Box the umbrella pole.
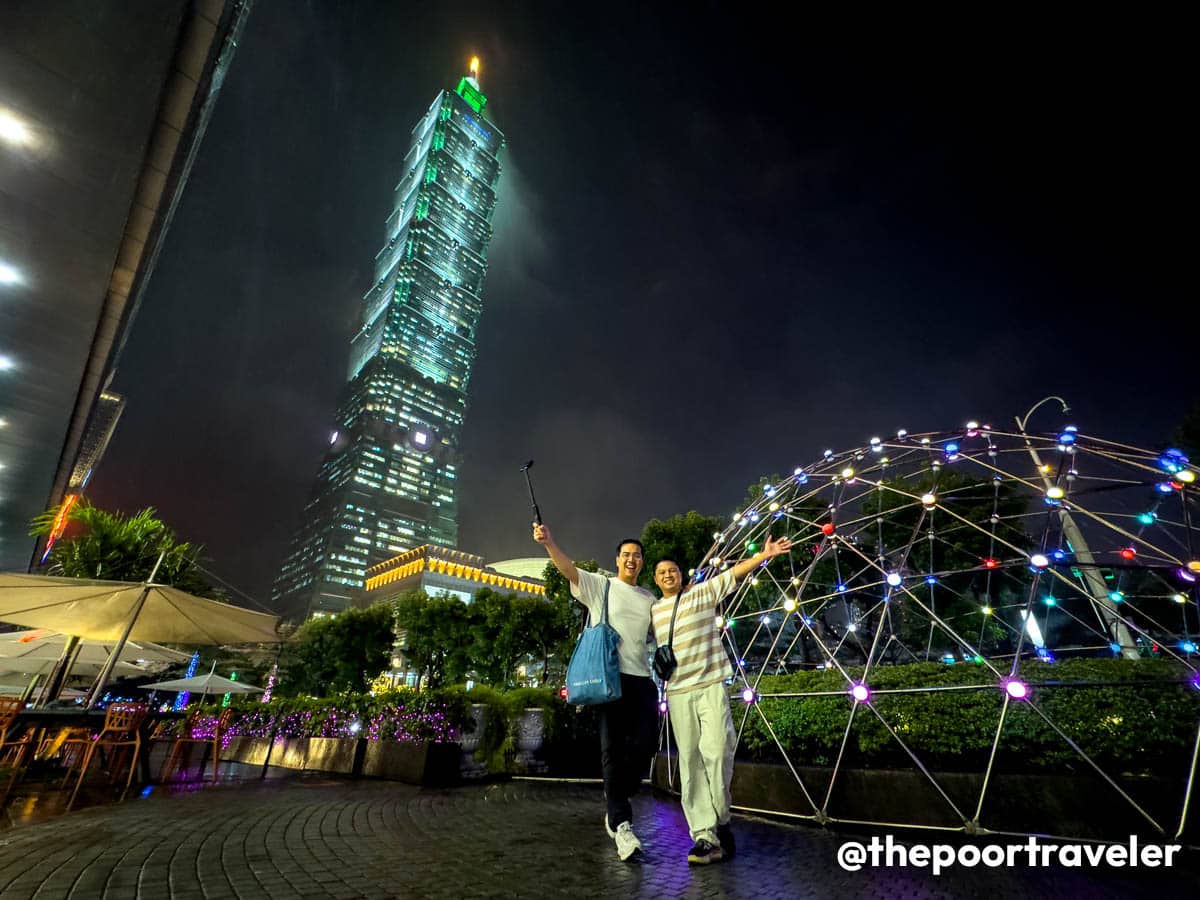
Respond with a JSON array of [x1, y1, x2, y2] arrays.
[[19, 673, 43, 704], [34, 634, 81, 708], [85, 552, 166, 709]]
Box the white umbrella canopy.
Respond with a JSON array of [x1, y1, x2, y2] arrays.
[[0, 657, 147, 678], [0, 629, 191, 666], [140, 670, 263, 695], [0, 573, 280, 644]]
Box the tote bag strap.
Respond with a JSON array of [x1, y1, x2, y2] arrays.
[[583, 578, 613, 631]]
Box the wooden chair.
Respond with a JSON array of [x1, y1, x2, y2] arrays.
[[0, 698, 38, 804], [160, 708, 235, 784], [63, 702, 149, 810]]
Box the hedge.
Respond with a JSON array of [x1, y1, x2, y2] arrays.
[[740, 658, 1199, 775]]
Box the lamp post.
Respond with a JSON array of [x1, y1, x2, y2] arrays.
[[1015, 397, 1138, 659]]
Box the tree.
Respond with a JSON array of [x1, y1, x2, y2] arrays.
[[393, 589, 473, 689], [640, 510, 724, 586], [1173, 402, 1200, 458], [281, 603, 395, 695], [30, 499, 216, 596]]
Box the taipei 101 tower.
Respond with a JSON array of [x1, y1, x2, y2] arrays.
[[272, 60, 505, 621]]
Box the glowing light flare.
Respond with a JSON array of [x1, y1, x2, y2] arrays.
[[921, 493, 937, 507], [1029, 553, 1049, 568], [0, 261, 23, 285], [1188, 561, 1200, 573], [469, 56, 480, 78], [1004, 680, 1029, 700], [1173, 594, 1187, 604], [1178, 470, 1196, 484], [0, 109, 32, 146], [1046, 486, 1065, 501], [821, 522, 835, 536], [983, 557, 999, 569], [886, 572, 903, 587], [783, 596, 797, 612], [741, 688, 756, 704], [850, 683, 871, 703], [1119, 547, 1137, 560], [40, 493, 79, 562]]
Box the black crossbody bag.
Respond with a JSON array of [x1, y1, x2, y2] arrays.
[[652, 593, 682, 682]]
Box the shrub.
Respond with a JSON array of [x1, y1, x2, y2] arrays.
[[740, 658, 1198, 775]]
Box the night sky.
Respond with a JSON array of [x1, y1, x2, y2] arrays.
[[89, 3, 1192, 603]]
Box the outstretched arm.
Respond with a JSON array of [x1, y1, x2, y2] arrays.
[[532, 521, 580, 587], [728, 533, 794, 581]]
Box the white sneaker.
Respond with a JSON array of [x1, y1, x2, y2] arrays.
[[613, 821, 643, 861]]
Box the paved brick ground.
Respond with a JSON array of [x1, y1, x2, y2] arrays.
[[0, 776, 1196, 899]]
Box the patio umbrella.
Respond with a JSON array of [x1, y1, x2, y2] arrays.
[[0, 574, 280, 644], [0, 630, 191, 666], [0, 569, 280, 707], [0, 629, 190, 704], [140, 664, 263, 703]]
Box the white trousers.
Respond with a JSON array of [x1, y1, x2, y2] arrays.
[[668, 680, 735, 843]]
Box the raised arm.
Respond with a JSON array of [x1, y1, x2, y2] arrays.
[[532, 521, 580, 586], [728, 533, 794, 581]]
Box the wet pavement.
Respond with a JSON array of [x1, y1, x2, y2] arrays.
[[0, 773, 1197, 899]]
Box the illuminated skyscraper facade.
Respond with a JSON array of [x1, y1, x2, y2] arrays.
[[272, 66, 504, 621]]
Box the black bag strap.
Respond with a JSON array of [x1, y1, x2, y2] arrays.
[[665, 591, 682, 647]]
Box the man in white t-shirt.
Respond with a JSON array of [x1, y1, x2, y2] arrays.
[[651, 533, 793, 865], [533, 522, 658, 861]]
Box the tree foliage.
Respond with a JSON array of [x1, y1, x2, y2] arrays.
[[393, 589, 473, 689], [281, 603, 396, 695], [639, 510, 724, 585], [30, 498, 217, 597]]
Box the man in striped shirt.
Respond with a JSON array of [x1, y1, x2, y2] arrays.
[[651, 533, 793, 865]]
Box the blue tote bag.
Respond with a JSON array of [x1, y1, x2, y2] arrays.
[[565, 579, 622, 705]]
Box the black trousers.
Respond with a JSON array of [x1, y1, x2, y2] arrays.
[[599, 674, 659, 829]]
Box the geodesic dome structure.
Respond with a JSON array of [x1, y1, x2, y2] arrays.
[[686, 417, 1200, 841]]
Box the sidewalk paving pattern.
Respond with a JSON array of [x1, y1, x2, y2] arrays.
[[0, 777, 1197, 899]]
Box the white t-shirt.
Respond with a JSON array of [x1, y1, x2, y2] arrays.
[[571, 569, 655, 678]]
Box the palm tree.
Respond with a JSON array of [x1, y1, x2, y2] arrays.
[[29, 500, 216, 597]]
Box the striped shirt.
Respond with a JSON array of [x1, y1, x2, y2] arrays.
[[650, 570, 737, 695]]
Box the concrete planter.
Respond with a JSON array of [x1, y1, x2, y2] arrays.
[[511, 708, 547, 775], [218, 735, 461, 786], [652, 753, 1196, 841], [362, 740, 461, 786], [459, 704, 488, 781]]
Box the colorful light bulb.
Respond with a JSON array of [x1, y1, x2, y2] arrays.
[[1030, 553, 1050, 568], [921, 493, 937, 506], [850, 683, 871, 703], [1004, 680, 1029, 700], [886, 572, 903, 587]]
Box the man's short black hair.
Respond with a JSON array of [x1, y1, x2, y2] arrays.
[[655, 557, 683, 573], [615, 538, 645, 557]]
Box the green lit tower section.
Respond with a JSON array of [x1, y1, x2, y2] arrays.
[[271, 63, 504, 621]]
